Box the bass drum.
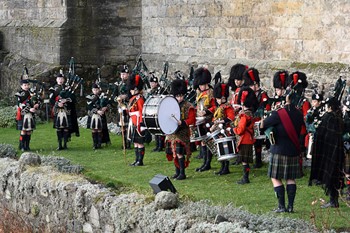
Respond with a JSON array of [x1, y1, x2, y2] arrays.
[[142, 95, 180, 135]]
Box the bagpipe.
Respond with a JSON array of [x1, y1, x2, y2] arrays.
[[132, 54, 151, 90], [183, 66, 197, 105], [333, 76, 347, 102], [49, 57, 84, 101], [21, 64, 46, 106], [94, 68, 118, 108], [64, 57, 84, 97], [158, 61, 171, 95], [306, 76, 346, 129]]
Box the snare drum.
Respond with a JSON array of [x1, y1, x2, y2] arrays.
[[190, 123, 208, 142], [204, 130, 223, 156], [190, 117, 209, 142], [214, 136, 238, 161], [142, 95, 180, 135], [253, 121, 266, 139]]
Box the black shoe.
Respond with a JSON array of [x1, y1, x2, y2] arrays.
[[57, 147, 63, 151], [129, 161, 137, 166], [198, 165, 211, 172], [273, 207, 286, 213], [152, 147, 159, 152], [195, 165, 205, 172], [219, 170, 230, 175], [286, 206, 294, 213], [321, 202, 339, 208], [134, 161, 144, 166], [196, 154, 203, 159], [237, 178, 250, 185], [172, 173, 179, 179], [175, 174, 186, 180]]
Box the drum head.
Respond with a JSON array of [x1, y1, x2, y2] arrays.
[[206, 129, 222, 141], [158, 96, 180, 135]]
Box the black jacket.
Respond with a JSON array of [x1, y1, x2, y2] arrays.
[[263, 104, 304, 157]]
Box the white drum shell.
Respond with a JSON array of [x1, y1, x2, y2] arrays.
[[142, 95, 180, 135]]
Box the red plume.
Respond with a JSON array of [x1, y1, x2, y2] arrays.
[[241, 91, 248, 105], [279, 72, 286, 87], [248, 70, 255, 82], [221, 84, 226, 97], [135, 74, 140, 87], [245, 65, 249, 70], [293, 73, 298, 85]]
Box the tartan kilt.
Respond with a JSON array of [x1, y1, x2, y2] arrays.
[[17, 113, 36, 131], [268, 153, 302, 180], [130, 126, 145, 144], [345, 151, 350, 174], [238, 144, 253, 163]]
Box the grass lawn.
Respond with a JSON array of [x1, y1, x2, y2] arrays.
[[1, 122, 350, 231]]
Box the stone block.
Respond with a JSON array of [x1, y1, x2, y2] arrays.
[[19, 152, 41, 167]]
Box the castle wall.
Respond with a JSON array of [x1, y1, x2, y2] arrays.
[[141, 0, 350, 82], [0, 0, 142, 65]]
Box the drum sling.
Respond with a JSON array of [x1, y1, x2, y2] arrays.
[[277, 108, 300, 153]]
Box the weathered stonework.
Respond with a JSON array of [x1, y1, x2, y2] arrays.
[[141, 0, 350, 82], [1, 0, 350, 109], [0, 155, 318, 232], [0, 0, 141, 65]]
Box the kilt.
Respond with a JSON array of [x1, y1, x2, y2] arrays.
[[129, 126, 145, 144], [238, 144, 253, 163], [268, 153, 302, 180], [53, 109, 71, 129], [17, 113, 36, 131], [345, 151, 350, 175]]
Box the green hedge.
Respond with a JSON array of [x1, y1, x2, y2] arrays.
[[0, 106, 16, 128]]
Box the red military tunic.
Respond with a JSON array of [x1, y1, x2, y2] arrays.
[[128, 94, 145, 133]]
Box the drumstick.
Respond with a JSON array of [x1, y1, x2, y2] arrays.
[[171, 114, 179, 122]]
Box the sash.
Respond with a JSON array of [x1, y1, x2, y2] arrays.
[[277, 108, 300, 152]]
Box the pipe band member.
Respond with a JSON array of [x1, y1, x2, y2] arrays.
[[262, 92, 304, 213], [86, 83, 111, 149], [15, 79, 39, 151], [233, 86, 259, 185], [127, 73, 146, 166], [166, 79, 196, 180], [194, 67, 216, 172], [210, 81, 235, 176]]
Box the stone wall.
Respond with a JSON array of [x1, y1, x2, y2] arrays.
[[0, 152, 317, 233], [141, 0, 350, 84], [0, 0, 141, 65], [2, 0, 350, 105], [0, 0, 142, 102], [0, 0, 66, 64]]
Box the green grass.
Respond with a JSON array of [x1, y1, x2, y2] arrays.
[[1, 122, 350, 231]]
